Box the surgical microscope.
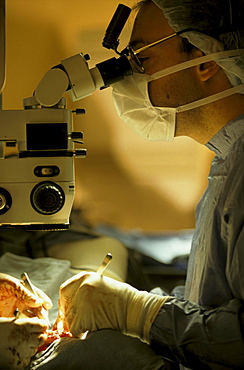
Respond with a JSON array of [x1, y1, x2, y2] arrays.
[[0, 3, 133, 231]]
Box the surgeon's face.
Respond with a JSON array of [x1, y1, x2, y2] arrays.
[[129, 2, 204, 135]]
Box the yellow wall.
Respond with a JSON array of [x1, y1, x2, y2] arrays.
[[3, 0, 214, 231]]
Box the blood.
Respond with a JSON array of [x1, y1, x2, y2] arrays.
[[38, 330, 72, 352]]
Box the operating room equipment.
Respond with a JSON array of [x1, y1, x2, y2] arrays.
[[0, 2, 132, 231]]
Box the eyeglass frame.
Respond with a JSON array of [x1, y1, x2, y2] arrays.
[[122, 32, 178, 73]]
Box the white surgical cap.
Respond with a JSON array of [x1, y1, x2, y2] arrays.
[[152, 0, 244, 90]]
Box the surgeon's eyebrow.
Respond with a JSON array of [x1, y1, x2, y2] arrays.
[[129, 39, 148, 50]]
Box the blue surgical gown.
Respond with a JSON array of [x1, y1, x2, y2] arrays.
[[149, 114, 244, 369]]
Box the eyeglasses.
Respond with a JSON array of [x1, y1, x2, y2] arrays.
[[122, 33, 177, 73]]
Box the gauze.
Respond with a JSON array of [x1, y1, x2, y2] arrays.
[[112, 49, 244, 141]]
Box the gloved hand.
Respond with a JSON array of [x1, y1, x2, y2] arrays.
[[58, 272, 169, 342], [0, 316, 48, 369], [0, 273, 52, 369], [0, 273, 52, 319]]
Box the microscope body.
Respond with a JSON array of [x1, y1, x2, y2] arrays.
[[0, 3, 132, 230], [0, 100, 86, 230]]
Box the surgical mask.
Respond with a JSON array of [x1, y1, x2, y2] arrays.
[[112, 49, 244, 141]]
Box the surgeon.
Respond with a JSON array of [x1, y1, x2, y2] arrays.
[[30, 0, 244, 369]]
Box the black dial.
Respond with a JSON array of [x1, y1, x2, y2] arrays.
[[0, 188, 12, 215], [31, 181, 65, 215]]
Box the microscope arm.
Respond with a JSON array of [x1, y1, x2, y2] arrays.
[[34, 52, 131, 108], [35, 53, 105, 107], [34, 67, 70, 107]]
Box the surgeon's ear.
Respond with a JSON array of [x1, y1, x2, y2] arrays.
[[198, 61, 220, 81]]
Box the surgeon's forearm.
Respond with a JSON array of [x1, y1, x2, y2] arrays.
[[149, 297, 244, 368]]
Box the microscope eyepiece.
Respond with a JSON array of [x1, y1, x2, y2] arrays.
[[96, 54, 132, 87]]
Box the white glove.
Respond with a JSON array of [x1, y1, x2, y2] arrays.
[[0, 316, 48, 369], [0, 273, 52, 319], [58, 272, 169, 342], [0, 273, 52, 369]]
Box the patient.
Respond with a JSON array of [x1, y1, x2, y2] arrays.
[[0, 212, 164, 369]]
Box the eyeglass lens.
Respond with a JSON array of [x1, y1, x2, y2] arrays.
[[123, 33, 177, 73]]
